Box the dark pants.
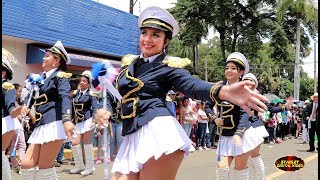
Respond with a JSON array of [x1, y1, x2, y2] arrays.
[[276, 123, 282, 138], [308, 121, 320, 150], [268, 126, 275, 142], [56, 144, 64, 162], [208, 123, 217, 147], [197, 122, 207, 147], [280, 123, 287, 139]]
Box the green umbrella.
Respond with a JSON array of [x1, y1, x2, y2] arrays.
[[271, 98, 284, 104]]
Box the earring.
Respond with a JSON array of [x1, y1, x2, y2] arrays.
[[53, 63, 56, 67]]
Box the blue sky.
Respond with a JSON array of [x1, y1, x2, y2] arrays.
[[97, 0, 317, 78]]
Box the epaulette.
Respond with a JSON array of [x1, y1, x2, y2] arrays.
[[73, 90, 78, 95], [162, 56, 191, 68], [56, 72, 72, 78], [2, 82, 14, 90], [121, 54, 138, 67]]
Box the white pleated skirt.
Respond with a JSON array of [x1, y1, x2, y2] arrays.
[[75, 117, 94, 134], [111, 116, 195, 174], [27, 120, 67, 144], [253, 125, 269, 142], [2, 116, 22, 135], [217, 126, 264, 157]]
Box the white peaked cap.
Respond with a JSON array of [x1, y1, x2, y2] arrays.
[[242, 73, 258, 89], [226, 52, 249, 75], [2, 48, 17, 74], [81, 70, 92, 79], [138, 6, 179, 37], [46, 40, 71, 64]]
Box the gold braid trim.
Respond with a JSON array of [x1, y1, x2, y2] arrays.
[[2, 82, 14, 90], [209, 81, 223, 105], [73, 98, 84, 123], [115, 68, 128, 90], [162, 56, 191, 68], [221, 115, 235, 130], [57, 72, 72, 78], [122, 69, 144, 100], [119, 69, 144, 119], [121, 54, 138, 67]]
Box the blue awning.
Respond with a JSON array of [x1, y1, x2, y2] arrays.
[[26, 44, 121, 68]]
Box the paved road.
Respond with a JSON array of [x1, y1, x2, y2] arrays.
[[12, 137, 318, 179]]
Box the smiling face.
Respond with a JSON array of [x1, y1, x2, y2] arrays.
[[42, 51, 60, 71], [139, 27, 169, 58], [78, 76, 90, 91], [225, 62, 244, 84]]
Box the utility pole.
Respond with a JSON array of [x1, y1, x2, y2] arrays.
[[194, 44, 199, 74], [314, 41, 317, 93], [293, 18, 301, 100], [129, 0, 134, 14]]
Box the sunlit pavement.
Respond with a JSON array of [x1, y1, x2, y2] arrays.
[[11, 137, 318, 180]]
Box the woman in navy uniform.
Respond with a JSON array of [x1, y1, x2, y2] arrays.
[[2, 48, 27, 180], [213, 52, 262, 180], [69, 70, 100, 176], [20, 41, 75, 180], [241, 73, 268, 180], [94, 6, 268, 180], [241, 73, 292, 180]]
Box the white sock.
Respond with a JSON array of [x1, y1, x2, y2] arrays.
[[70, 144, 85, 174], [21, 168, 37, 180], [38, 167, 57, 180], [234, 168, 249, 180], [2, 151, 12, 180], [251, 155, 265, 180], [216, 166, 230, 180]]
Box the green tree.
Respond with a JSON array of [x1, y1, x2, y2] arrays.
[[276, 0, 318, 57], [299, 72, 315, 100]]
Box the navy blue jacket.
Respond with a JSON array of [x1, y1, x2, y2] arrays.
[[105, 53, 223, 136], [209, 81, 251, 137], [72, 89, 100, 123], [2, 80, 16, 118], [26, 70, 72, 127]]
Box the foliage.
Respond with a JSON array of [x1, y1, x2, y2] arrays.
[[276, 0, 318, 55], [299, 71, 316, 100], [167, 0, 317, 96]]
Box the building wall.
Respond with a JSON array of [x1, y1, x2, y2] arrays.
[[3, 35, 91, 85], [2, 35, 42, 85], [2, 0, 140, 57]]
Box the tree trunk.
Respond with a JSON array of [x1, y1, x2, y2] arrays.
[[220, 32, 226, 62], [293, 17, 301, 100]]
